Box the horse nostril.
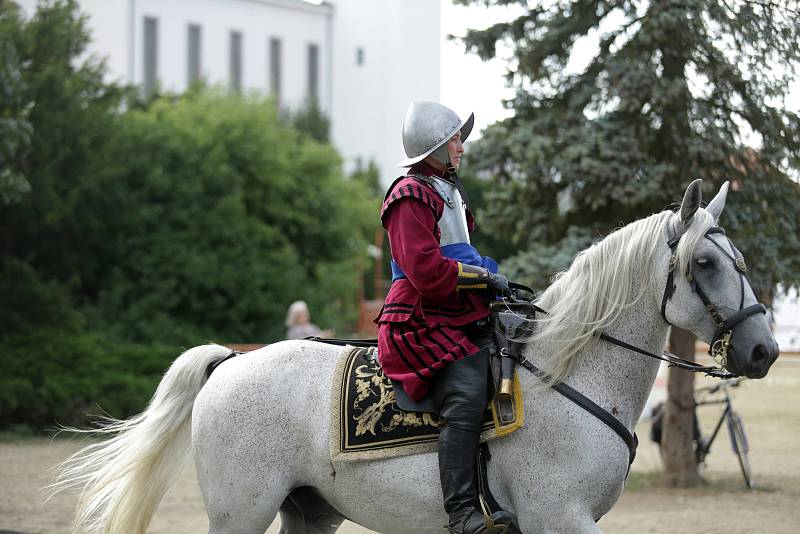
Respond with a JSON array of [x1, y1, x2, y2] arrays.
[[751, 344, 770, 366]]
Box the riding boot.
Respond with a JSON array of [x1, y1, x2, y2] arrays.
[[432, 347, 513, 534]]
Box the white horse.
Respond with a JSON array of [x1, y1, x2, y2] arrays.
[[53, 180, 778, 534]]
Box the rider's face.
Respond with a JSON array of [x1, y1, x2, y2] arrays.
[[447, 132, 464, 170]]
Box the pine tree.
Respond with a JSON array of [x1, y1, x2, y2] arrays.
[[0, 4, 33, 204], [457, 0, 800, 486]]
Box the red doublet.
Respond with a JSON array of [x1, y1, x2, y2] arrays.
[[375, 168, 491, 401]]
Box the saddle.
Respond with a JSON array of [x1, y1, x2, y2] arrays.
[[392, 286, 536, 428]]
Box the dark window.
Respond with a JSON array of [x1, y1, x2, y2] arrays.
[[187, 24, 202, 85], [230, 31, 243, 91], [308, 43, 319, 99], [356, 47, 365, 66], [143, 17, 158, 94], [269, 37, 281, 104]]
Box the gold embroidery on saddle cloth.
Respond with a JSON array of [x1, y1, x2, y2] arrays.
[[352, 360, 438, 437], [330, 346, 525, 462]]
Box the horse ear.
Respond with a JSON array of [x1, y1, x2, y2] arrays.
[[706, 181, 730, 223], [679, 179, 703, 226]]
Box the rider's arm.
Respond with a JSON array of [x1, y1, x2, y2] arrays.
[[385, 199, 508, 301], [384, 198, 458, 303]]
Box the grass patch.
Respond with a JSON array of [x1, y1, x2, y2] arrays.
[[623, 469, 778, 494], [623, 470, 664, 490], [0, 424, 36, 441]]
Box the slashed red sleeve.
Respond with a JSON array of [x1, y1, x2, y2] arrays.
[[384, 198, 459, 303]]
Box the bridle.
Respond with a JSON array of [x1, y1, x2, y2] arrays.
[[503, 216, 767, 380], [660, 224, 766, 371], [490, 217, 768, 471]]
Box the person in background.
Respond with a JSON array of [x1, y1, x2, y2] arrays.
[[285, 300, 331, 339]]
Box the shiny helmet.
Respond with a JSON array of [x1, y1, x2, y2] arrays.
[[397, 101, 474, 167]]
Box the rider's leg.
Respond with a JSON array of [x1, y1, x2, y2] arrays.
[[431, 347, 514, 534]]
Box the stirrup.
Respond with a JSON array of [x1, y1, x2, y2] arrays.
[[478, 495, 508, 534]]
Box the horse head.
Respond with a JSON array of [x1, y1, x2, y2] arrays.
[[662, 179, 779, 378]]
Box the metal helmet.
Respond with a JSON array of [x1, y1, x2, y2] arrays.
[[397, 101, 475, 167]]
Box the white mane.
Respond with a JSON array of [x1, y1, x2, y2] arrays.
[[534, 208, 716, 384]]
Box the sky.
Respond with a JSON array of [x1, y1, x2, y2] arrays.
[[440, 2, 521, 139]]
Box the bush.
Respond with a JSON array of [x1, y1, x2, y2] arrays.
[[0, 328, 181, 429], [77, 90, 376, 344]]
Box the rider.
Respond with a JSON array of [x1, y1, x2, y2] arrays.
[[376, 101, 515, 534]]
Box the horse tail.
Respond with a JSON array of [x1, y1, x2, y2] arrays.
[[49, 343, 232, 534]]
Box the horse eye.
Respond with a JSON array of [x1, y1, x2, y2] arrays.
[[695, 257, 714, 269]]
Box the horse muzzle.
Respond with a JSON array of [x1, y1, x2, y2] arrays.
[[727, 338, 779, 379]]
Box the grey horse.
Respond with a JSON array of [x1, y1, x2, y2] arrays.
[[52, 180, 778, 534]]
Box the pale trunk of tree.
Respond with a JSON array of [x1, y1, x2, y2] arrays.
[[661, 327, 704, 487]]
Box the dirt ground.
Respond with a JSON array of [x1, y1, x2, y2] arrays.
[[1, 360, 798, 534]]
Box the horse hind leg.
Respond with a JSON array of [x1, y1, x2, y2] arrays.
[[278, 486, 345, 534], [203, 477, 285, 534]]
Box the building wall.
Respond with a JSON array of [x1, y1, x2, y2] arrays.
[[329, 0, 441, 183], [16, 0, 332, 110], [15, 0, 440, 187]]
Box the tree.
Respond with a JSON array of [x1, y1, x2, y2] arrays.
[[285, 96, 331, 143], [0, 0, 126, 304], [75, 90, 376, 344], [0, 1, 378, 430], [457, 0, 800, 486], [0, 18, 33, 204]]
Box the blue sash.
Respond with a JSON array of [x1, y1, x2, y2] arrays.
[[391, 242, 498, 281]]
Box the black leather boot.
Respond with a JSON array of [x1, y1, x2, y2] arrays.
[[451, 507, 514, 534], [433, 348, 514, 534]]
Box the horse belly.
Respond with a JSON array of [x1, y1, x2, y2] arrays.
[[329, 453, 448, 533]]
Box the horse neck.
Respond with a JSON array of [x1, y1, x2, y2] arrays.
[[525, 276, 668, 431]]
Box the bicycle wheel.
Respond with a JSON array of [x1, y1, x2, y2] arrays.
[[727, 411, 753, 488]]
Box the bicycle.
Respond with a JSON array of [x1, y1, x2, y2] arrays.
[[650, 377, 753, 488]]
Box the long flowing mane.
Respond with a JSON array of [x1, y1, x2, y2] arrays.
[[534, 209, 716, 384]]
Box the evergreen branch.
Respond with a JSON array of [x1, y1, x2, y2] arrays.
[[740, 0, 800, 15]]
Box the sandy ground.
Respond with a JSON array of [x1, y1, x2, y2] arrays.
[[1, 360, 798, 534]]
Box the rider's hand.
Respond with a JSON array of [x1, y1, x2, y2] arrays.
[[486, 272, 510, 297], [456, 262, 509, 297]]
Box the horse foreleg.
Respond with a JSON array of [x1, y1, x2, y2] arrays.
[[277, 486, 345, 534], [516, 501, 602, 534]]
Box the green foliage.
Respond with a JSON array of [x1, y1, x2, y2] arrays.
[[0, 1, 378, 430], [0, 328, 181, 428], [350, 159, 383, 198], [79, 90, 375, 343], [458, 0, 800, 293], [0, 0, 126, 294], [0, 4, 33, 204], [0, 258, 83, 334], [459, 165, 519, 263], [285, 96, 331, 143]]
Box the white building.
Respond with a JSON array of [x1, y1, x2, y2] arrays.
[[15, 0, 441, 185]]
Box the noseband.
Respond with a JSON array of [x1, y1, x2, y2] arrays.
[[660, 226, 767, 369]]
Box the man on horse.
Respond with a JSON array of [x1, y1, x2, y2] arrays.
[[376, 101, 515, 534]]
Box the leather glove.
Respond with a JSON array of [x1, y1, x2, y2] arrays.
[[456, 262, 510, 297], [487, 272, 510, 297]]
